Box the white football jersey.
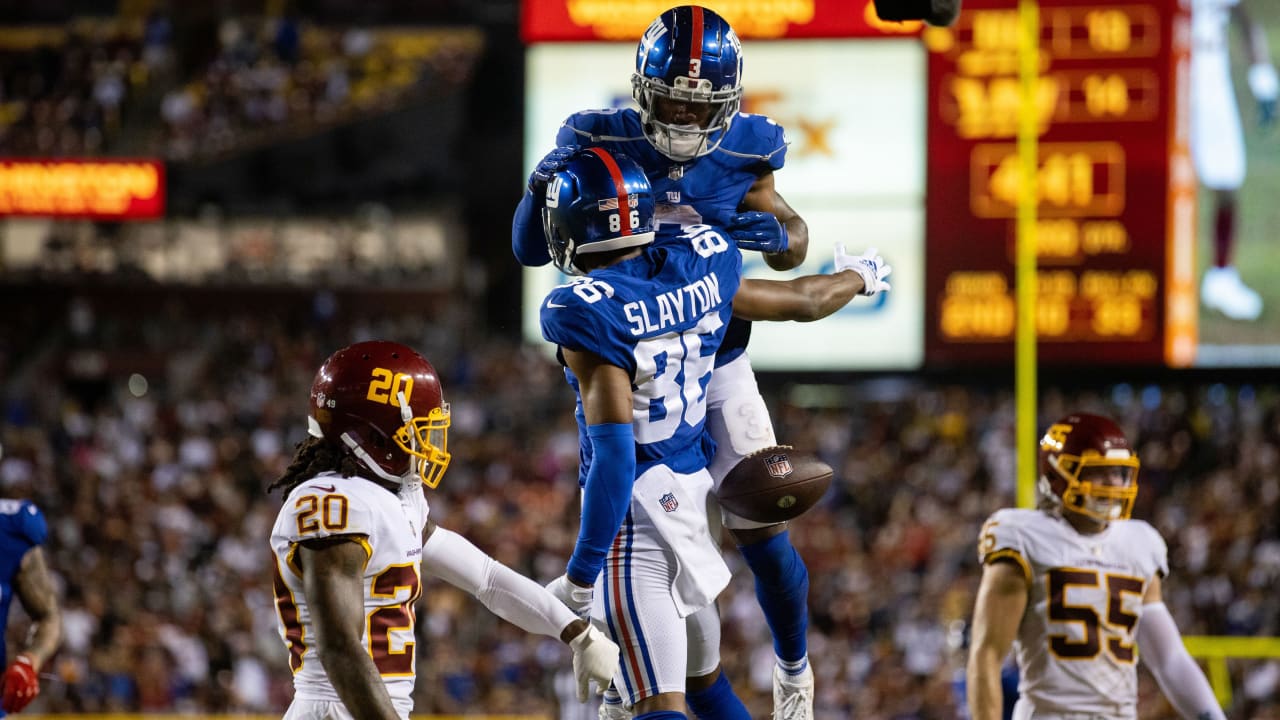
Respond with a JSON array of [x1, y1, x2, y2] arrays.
[[978, 508, 1168, 718], [270, 472, 430, 717]]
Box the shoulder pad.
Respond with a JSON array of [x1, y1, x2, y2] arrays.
[[540, 282, 602, 348], [279, 478, 379, 546], [558, 109, 642, 147], [1124, 519, 1169, 578], [723, 113, 787, 170], [977, 508, 1034, 582]]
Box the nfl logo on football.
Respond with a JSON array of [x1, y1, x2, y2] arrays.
[[765, 454, 793, 478], [659, 492, 679, 512]]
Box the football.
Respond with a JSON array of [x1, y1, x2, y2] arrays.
[[716, 445, 833, 524]]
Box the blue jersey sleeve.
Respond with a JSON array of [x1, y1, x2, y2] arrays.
[[512, 191, 551, 266], [555, 114, 584, 147], [13, 501, 47, 547], [735, 113, 788, 172]]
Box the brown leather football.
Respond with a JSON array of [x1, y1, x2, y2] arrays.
[[716, 445, 833, 524]]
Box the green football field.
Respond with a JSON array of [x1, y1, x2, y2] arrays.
[[1196, 0, 1280, 348]]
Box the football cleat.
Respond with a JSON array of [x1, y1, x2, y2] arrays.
[[773, 664, 815, 720], [1201, 265, 1262, 321]]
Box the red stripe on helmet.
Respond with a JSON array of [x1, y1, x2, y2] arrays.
[[586, 147, 632, 237], [689, 6, 704, 75]]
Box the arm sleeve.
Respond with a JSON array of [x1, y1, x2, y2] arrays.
[[421, 526, 576, 638], [1135, 602, 1225, 720], [512, 190, 552, 266], [566, 422, 636, 585]]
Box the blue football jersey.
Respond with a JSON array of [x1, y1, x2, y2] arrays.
[[0, 499, 48, 670], [556, 108, 787, 228], [540, 224, 743, 480], [553, 108, 786, 366]]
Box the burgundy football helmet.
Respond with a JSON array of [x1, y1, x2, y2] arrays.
[[307, 341, 451, 488], [1038, 413, 1140, 522]]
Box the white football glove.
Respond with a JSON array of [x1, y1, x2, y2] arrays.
[[569, 624, 619, 702], [545, 573, 594, 617], [834, 244, 892, 297]]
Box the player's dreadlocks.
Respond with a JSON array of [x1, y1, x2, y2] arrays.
[[268, 436, 364, 496]]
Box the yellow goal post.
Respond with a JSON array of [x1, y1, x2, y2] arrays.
[[1183, 635, 1280, 707]]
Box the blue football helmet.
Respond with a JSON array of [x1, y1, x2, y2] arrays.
[[542, 147, 656, 275], [632, 5, 744, 161]]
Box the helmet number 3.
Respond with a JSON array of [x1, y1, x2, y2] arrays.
[[367, 367, 414, 406], [608, 210, 640, 233]]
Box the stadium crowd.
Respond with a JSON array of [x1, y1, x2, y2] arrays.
[[0, 13, 481, 160], [1, 295, 1277, 719]]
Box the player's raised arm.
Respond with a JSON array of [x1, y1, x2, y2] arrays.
[[2, 545, 61, 714], [732, 244, 891, 322], [966, 560, 1028, 720], [300, 537, 401, 720]]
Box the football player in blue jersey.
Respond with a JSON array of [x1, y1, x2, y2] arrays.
[[536, 147, 889, 720], [0, 498, 61, 716], [513, 7, 846, 718]]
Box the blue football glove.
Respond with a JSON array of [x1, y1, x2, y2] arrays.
[[727, 211, 788, 254], [528, 146, 579, 200]]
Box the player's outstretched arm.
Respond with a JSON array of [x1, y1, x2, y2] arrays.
[[301, 538, 401, 720], [733, 274, 862, 322], [1, 547, 61, 714], [419, 523, 619, 701], [1135, 576, 1226, 720], [738, 172, 809, 271], [967, 561, 1028, 720], [732, 244, 892, 322]]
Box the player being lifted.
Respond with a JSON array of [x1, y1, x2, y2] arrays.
[[536, 147, 889, 720], [268, 341, 619, 720], [967, 413, 1224, 720], [514, 7, 830, 717]]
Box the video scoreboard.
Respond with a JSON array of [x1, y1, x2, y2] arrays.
[[521, 0, 1197, 370], [924, 0, 1195, 367]]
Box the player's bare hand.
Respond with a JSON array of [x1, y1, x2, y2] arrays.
[[545, 573, 594, 617], [834, 244, 892, 296], [1, 654, 40, 713], [569, 624, 619, 702], [727, 211, 789, 254]]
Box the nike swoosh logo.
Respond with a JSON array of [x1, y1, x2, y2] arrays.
[[312, 484, 336, 492], [546, 300, 567, 309]]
